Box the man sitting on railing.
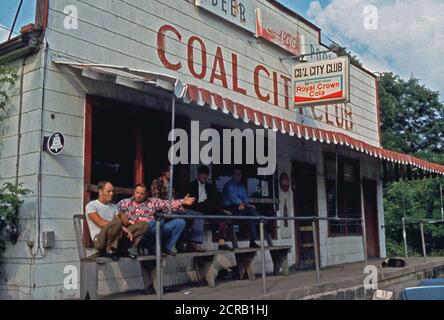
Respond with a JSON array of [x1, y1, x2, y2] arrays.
[[185, 165, 234, 251], [222, 168, 260, 249], [117, 184, 197, 256], [85, 181, 147, 261]]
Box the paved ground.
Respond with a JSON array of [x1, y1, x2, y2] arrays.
[[105, 257, 444, 300]]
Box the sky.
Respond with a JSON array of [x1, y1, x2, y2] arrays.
[[278, 0, 444, 100], [0, 0, 36, 42], [1, 0, 443, 99]]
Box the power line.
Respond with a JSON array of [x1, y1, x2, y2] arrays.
[[9, 0, 24, 40], [0, 24, 19, 37]]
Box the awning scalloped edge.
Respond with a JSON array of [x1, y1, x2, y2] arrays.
[[185, 84, 444, 176]]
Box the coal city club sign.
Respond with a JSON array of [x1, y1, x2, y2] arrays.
[[195, 0, 256, 34], [293, 57, 350, 107]]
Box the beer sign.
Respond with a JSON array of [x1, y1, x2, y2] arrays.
[[195, 0, 257, 34], [293, 57, 350, 107]]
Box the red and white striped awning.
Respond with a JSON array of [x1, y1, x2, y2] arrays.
[[52, 60, 444, 175], [184, 84, 444, 175]]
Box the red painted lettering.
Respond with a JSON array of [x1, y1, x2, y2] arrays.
[[210, 47, 228, 88], [281, 75, 291, 109], [157, 25, 182, 71], [231, 53, 246, 95], [187, 36, 207, 79], [254, 65, 270, 102]]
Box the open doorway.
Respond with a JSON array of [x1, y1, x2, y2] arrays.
[[84, 96, 191, 204], [292, 162, 318, 269], [363, 179, 380, 258]]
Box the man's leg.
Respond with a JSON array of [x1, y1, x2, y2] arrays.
[[162, 219, 186, 251], [183, 210, 204, 244], [243, 207, 259, 242], [180, 210, 206, 252], [140, 220, 163, 252], [227, 206, 259, 245], [94, 216, 123, 254], [127, 222, 149, 247]]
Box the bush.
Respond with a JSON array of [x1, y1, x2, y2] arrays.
[[0, 183, 32, 262], [0, 65, 17, 123], [386, 239, 422, 258], [384, 178, 444, 257]]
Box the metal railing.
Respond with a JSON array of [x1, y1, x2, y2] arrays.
[[401, 217, 444, 264], [151, 213, 365, 300]]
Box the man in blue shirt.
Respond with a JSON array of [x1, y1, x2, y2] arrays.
[[222, 168, 260, 248]]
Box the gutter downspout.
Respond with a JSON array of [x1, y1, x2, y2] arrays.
[[15, 55, 31, 186], [35, 39, 49, 258]]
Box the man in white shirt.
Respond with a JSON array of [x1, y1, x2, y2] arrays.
[[85, 181, 136, 260]]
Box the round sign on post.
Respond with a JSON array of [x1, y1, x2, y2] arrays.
[[44, 132, 65, 155]]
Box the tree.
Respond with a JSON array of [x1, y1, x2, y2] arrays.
[[0, 65, 17, 124], [378, 73, 444, 154], [329, 43, 363, 68], [0, 65, 24, 264], [378, 72, 444, 257]]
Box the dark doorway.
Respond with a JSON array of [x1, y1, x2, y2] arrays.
[[141, 109, 190, 198], [363, 179, 380, 258], [85, 96, 191, 203], [292, 162, 318, 269]]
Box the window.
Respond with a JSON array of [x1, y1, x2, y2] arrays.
[[324, 153, 362, 236]]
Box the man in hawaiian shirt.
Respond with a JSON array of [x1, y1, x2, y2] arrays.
[[118, 184, 196, 256]]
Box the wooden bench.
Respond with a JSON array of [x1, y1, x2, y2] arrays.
[[73, 214, 221, 299], [73, 214, 291, 299], [231, 246, 291, 280]]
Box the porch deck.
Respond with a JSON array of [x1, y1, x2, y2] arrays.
[[105, 257, 444, 300]]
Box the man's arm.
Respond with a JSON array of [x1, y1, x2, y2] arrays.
[[119, 212, 130, 227], [224, 183, 243, 206], [241, 186, 250, 205], [87, 212, 109, 228], [151, 196, 195, 212], [121, 226, 133, 242], [150, 198, 184, 212], [117, 200, 130, 227]]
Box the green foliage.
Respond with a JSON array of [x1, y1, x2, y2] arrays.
[[0, 183, 32, 262], [0, 65, 18, 123], [386, 239, 421, 257], [0, 182, 32, 222], [329, 43, 363, 68], [379, 72, 444, 257], [378, 73, 444, 154], [384, 178, 444, 252]]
